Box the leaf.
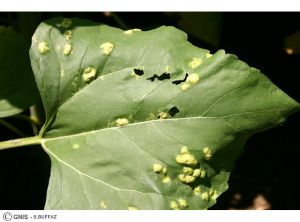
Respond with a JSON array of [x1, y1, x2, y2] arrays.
[[29, 17, 300, 210], [0, 26, 39, 118]]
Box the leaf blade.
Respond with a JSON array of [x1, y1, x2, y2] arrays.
[[30, 17, 300, 210]]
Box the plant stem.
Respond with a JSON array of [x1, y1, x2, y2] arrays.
[[0, 119, 27, 137], [29, 104, 45, 135], [0, 136, 41, 151], [15, 114, 41, 128]]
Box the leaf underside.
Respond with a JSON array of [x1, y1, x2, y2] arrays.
[[0, 26, 38, 117], [29, 17, 300, 210]]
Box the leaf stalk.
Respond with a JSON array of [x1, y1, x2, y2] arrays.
[[0, 136, 41, 151]]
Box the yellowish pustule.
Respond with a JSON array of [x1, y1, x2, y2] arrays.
[[60, 69, 65, 77], [194, 186, 201, 195], [210, 190, 218, 200], [162, 167, 167, 175], [186, 73, 200, 85], [165, 65, 170, 72], [32, 35, 38, 43], [72, 144, 79, 149], [148, 113, 156, 120], [100, 42, 114, 55], [180, 146, 189, 154], [206, 53, 213, 58], [158, 112, 168, 119], [64, 30, 72, 40], [61, 18, 72, 29], [124, 28, 142, 35], [63, 43, 72, 55], [181, 82, 190, 91], [201, 192, 209, 201], [188, 57, 203, 69], [128, 206, 138, 210], [192, 169, 200, 177], [100, 200, 107, 209], [178, 199, 188, 208], [116, 118, 129, 127], [153, 163, 163, 173], [182, 167, 194, 175], [38, 41, 50, 54], [82, 66, 97, 82], [203, 147, 212, 160], [170, 201, 178, 210], [162, 176, 171, 183], [199, 169, 206, 178], [178, 174, 195, 184], [176, 153, 197, 166]]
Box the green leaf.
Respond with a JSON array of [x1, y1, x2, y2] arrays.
[[29, 17, 300, 210], [0, 26, 39, 117]]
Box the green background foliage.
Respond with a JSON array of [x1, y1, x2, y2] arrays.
[[0, 26, 38, 118]]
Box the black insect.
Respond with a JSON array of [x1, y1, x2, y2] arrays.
[[172, 73, 188, 85], [133, 69, 144, 76], [147, 72, 171, 81]]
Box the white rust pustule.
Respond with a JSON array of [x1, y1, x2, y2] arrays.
[[210, 189, 218, 200], [100, 200, 107, 209], [203, 147, 212, 161], [162, 167, 167, 174], [100, 42, 114, 55], [194, 186, 201, 195], [124, 28, 142, 35], [116, 118, 129, 127], [182, 167, 193, 175], [170, 201, 178, 210], [82, 66, 97, 83], [206, 53, 212, 58], [201, 192, 209, 201], [158, 112, 168, 119], [178, 174, 195, 184], [186, 73, 200, 85], [128, 206, 138, 210], [63, 43, 72, 55], [188, 57, 203, 69], [64, 30, 72, 41], [180, 146, 188, 154], [72, 144, 79, 149], [162, 176, 171, 183], [176, 153, 197, 165], [176, 146, 197, 166], [153, 163, 163, 173], [181, 82, 190, 91], [192, 169, 201, 177], [177, 199, 188, 208], [38, 41, 50, 54]]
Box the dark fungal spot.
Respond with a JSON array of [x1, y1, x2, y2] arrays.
[[133, 68, 144, 76]]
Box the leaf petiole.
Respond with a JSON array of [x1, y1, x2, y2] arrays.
[[0, 136, 41, 151]]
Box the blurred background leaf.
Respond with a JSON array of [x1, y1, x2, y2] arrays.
[[284, 30, 300, 55], [0, 26, 39, 118]]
